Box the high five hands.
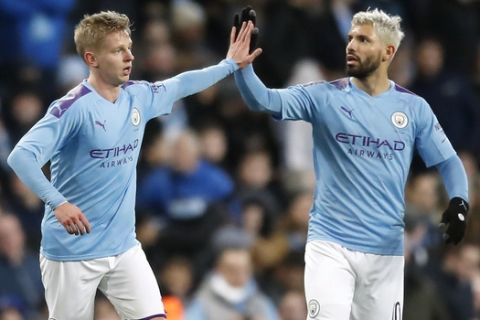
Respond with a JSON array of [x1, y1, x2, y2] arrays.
[[227, 9, 262, 68]]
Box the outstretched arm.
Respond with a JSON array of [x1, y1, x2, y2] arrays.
[[161, 21, 262, 102], [234, 64, 283, 114], [232, 6, 314, 120]]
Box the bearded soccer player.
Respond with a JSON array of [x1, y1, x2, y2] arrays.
[[233, 8, 469, 320]]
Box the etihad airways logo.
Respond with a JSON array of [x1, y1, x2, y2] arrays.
[[89, 139, 139, 159], [335, 132, 405, 151]]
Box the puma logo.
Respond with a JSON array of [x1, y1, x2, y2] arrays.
[[95, 120, 106, 132], [340, 106, 353, 119]]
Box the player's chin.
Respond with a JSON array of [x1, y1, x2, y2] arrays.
[[118, 74, 130, 83], [345, 65, 358, 76]]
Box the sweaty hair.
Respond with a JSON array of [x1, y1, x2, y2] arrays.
[[74, 11, 131, 58], [352, 8, 405, 49]]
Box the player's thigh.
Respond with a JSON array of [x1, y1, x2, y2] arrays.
[[40, 254, 106, 320], [305, 240, 355, 320], [350, 255, 404, 320], [99, 244, 165, 319]]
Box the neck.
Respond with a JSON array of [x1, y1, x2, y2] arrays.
[[351, 70, 390, 96], [87, 74, 121, 102]]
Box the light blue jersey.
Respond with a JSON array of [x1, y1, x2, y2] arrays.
[[235, 66, 456, 255], [8, 59, 238, 261]]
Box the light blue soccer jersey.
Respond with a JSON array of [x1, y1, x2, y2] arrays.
[[235, 66, 456, 255], [8, 59, 238, 261]]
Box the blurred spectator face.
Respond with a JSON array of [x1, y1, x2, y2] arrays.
[[238, 151, 272, 189], [0, 215, 25, 264], [242, 202, 265, 237], [279, 291, 307, 320], [143, 134, 169, 167], [142, 21, 176, 79], [159, 257, 193, 299], [217, 249, 252, 288], [199, 126, 227, 164], [406, 173, 440, 214], [275, 258, 305, 292], [415, 39, 444, 78], [136, 216, 160, 248], [143, 20, 170, 45], [171, 131, 200, 173], [171, 1, 206, 46], [11, 92, 42, 127], [0, 308, 23, 320]]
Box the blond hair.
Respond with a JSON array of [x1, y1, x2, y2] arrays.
[[74, 11, 131, 57], [352, 8, 405, 49]]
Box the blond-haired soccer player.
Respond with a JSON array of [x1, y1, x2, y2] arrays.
[[8, 11, 261, 320], [234, 8, 469, 320]]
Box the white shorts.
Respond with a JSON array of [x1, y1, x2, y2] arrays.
[[305, 240, 404, 320], [40, 244, 165, 320]]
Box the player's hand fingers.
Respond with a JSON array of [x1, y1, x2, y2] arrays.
[[73, 218, 87, 235], [237, 21, 247, 41], [79, 214, 91, 234], [247, 48, 263, 62], [230, 25, 237, 45], [240, 21, 253, 43], [65, 223, 75, 235]]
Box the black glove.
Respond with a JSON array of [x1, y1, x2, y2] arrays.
[[440, 197, 469, 245], [233, 6, 259, 53]]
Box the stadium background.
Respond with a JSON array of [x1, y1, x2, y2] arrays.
[[0, 0, 479, 319]]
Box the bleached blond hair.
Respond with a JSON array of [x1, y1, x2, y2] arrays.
[[352, 8, 405, 49]]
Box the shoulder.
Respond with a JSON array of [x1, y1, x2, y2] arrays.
[[122, 80, 166, 94], [49, 84, 92, 119], [392, 83, 418, 97], [301, 77, 349, 94], [392, 83, 431, 109], [328, 77, 350, 90]]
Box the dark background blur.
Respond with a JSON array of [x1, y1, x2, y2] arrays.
[[0, 0, 479, 319]]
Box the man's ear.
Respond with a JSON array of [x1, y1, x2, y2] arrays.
[[84, 51, 98, 68], [384, 44, 396, 62]]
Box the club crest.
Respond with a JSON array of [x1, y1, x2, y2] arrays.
[[391, 112, 408, 128], [131, 108, 141, 126]]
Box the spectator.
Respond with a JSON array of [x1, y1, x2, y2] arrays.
[[410, 37, 480, 155], [0, 214, 43, 317], [278, 290, 307, 320], [186, 247, 279, 320]]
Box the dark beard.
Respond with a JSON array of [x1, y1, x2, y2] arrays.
[[346, 54, 382, 78]]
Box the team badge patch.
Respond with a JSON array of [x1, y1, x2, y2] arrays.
[[391, 112, 408, 128], [308, 299, 320, 318], [131, 108, 141, 126]]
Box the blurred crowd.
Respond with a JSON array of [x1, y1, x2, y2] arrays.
[[0, 0, 479, 319]]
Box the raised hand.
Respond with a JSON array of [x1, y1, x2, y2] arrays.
[[54, 202, 92, 236], [227, 21, 262, 69], [233, 6, 259, 53]]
